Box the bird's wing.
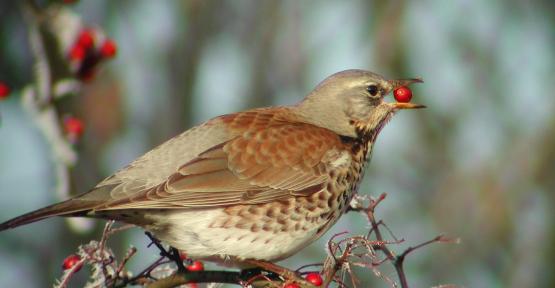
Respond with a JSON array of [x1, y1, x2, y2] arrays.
[[96, 121, 348, 209]]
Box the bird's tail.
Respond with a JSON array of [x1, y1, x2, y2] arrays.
[[0, 199, 98, 232]]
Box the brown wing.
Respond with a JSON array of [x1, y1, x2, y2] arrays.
[[99, 122, 346, 209]]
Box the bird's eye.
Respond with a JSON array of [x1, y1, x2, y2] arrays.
[[367, 85, 379, 96]]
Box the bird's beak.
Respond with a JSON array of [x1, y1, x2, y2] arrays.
[[387, 77, 426, 110]]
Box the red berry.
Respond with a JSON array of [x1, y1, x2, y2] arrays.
[[283, 283, 301, 288], [64, 116, 85, 138], [393, 86, 412, 103], [179, 251, 188, 260], [0, 82, 10, 99], [62, 255, 83, 272], [186, 260, 204, 271], [69, 45, 86, 61], [304, 272, 323, 286], [77, 29, 95, 49], [100, 40, 117, 58]]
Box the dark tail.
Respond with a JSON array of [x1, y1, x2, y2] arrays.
[[0, 199, 98, 232]]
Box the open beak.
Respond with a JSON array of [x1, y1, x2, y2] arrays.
[[387, 77, 426, 110]]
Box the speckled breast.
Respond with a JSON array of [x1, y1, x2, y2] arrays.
[[213, 135, 374, 244]]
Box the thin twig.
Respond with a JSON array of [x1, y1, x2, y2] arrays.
[[109, 247, 137, 287], [114, 257, 166, 288], [295, 263, 324, 273]]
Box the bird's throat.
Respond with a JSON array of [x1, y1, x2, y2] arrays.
[[339, 132, 374, 165], [346, 112, 394, 164]]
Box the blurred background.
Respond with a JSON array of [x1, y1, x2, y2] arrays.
[[1, 0, 554, 287]]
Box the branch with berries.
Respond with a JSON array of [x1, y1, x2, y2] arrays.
[[12, 0, 118, 231], [53, 194, 458, 288]]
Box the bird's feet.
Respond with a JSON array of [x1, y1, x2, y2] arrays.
[[144, 232, 187, 272]]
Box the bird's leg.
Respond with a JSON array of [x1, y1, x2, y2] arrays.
[[145, 232, 171, 257], [144, 232, 187, 272], [170, 247, 187, 272]]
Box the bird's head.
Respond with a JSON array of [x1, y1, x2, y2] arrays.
[[296, 69, 424, 138]]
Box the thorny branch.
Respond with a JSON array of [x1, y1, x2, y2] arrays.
[[342, 193, 460, 288], [55, 194, 458, 288], [19, 0, 115, 234]]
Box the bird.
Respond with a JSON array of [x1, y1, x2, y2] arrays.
[[0, 69, 424, 264]]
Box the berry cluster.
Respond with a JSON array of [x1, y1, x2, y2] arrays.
[[60, 27, 118, 142], [67, 28, 117, 81]]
